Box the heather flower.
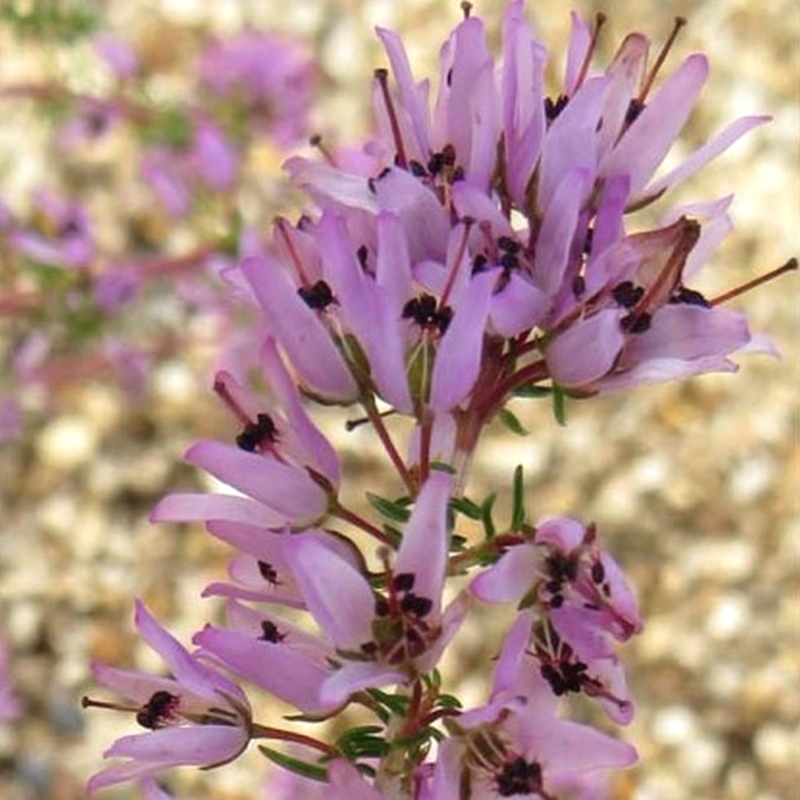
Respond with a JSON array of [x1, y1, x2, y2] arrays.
[[85, 601, 251, 793], [471, 517, 640, 723], [140, 118, 239, 217], [197, 31, 315, 147], [431, 612, 637, 800], [283, 471, 469, 707], [151, 340, 337, 532], [9, 190, 94, 269]]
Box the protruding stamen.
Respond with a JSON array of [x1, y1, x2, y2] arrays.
[[275, 217, 313, 287], [374, 68, 408, 169], [81, 696, 139, 714], [574, 13, 607, 93], [440, 218, 474, 307], [637, 16, 687, 104], [213, 375, 252, 426], [309, 133, 335, 166], [461, 1, 472, 19], [710, 257, 798, 306]]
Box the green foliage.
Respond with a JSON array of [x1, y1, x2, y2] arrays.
[[510, 464, 526, 532], [1, 0, 98, 42], [336, 725, 390, 760], [498, 406, 528, 436], [257, 745, 328, 782], [552, 384, 568, 425], [366, 492, 411, 523]]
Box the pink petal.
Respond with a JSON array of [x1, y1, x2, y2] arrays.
[[194, 628, 334, 716], [184, 440, 328, 523], [395, 471, 453, 616], [601, 53, 709, 197], [241, 255, 358, 402], [470, 544, 540, 604], [430, 270, 496, 411], [284, 533, 376, 649], [150, 492, 289, 529], [546, 308, 625, 387]]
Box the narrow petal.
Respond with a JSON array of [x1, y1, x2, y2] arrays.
[[546, 308, 625, 387], [241, 255, 358, 402], [600, 53, 709, 197], [133, 601, 244, 704], [284, 533, 375, 649], [260, 337, 341, 485], [395, 471, 453, 616], [430, 270, 495, 411], [184, 440, 328, 523], [321, 661, 406, 707], [648, 114, 770, 197], [194, 627, 334, 716], [150, 492, 289, 529]]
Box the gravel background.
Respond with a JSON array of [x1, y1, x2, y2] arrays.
[[0, 1, 797, 799]]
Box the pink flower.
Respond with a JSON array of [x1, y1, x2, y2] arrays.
[[430, 612, 637, 800], [471, 517, 641, 723], [9, 190, 94, 268], [151, 341, 337, 533], [286, 472, 468, 706], [85, 601, 251, 794], [197, 32, 316, 147]]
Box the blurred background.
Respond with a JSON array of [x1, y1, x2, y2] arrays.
[[0, 1, 797, 799]]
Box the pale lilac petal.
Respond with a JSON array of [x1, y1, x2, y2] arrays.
[[104, 725, 244, 766], [532, 167, 588, 297], [373, 168, 451, 264], [538, 75, 608, 210], [546, 308, 625, 387], [395, 471, 453, 616], [596, 34, 649, 158], [260, 338, 342, 485], [601, 53, 709, 197], [184, 440, 328, 523], [321, 661, 405, 707], [490, 270, 549, 336], [535, 516, 586, 551], [150, 492, 288, 529], [430, 270, 496, 410], [284, 533, 375, 649], [194, 628, 334, 716], [284, 157, 379, 213], [500, 0, 547, 206], [328, 759, 386, 799], [241, 255, 359, 401], [319, 212, 412, 412], [516, 717, 638, 773], [133, 601, 243, 704], [492, 609, 535, 697], [375, 27, 432, 160], [470, 544, 540, 604], [622, 305, 750, 363], [648, 114, 770, 197], [594, 354, 739, 392], [375, 211, 413, 315], [564, 11, 592, 95]]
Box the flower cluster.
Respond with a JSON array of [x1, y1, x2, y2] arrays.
[[84, 2, 793, 798]]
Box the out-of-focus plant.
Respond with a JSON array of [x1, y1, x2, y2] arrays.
[[0, 7, 316, 439]]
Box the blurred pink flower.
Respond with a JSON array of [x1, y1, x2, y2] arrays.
[[197, 32, 315, 146]]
